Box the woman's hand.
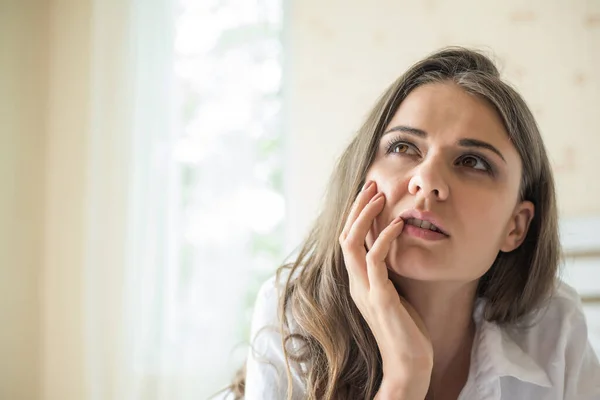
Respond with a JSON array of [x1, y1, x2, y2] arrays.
[[338, 181, 433, 400]]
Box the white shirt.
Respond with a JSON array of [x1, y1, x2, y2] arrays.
[[244, 274, 600, 399]]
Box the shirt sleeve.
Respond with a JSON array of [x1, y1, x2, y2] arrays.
[[244, 276, 305, 400], [559, 284, 600, 400]]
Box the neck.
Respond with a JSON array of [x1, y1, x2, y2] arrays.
[[390, 274, 478, 399]]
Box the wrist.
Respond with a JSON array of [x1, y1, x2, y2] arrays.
[[376, 374, 430, 400], [375, 379, 410, 400]]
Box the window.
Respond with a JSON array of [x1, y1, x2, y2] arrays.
[[170, 0, 284, 396]]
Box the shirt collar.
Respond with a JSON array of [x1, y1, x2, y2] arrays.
[[472, 298, 553, 388]]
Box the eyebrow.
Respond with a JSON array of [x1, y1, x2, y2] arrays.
[[382, 125, 506, 163]]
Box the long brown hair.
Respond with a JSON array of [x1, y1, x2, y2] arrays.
[[226, 47, 560, 399]]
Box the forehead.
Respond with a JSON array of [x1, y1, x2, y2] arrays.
[[385, 82, 509, 145]]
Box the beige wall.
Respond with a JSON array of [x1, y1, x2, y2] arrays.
[[42, 0, 91, 399], [0, 1, 47, 398], [284, 0, 600, 248], [1, 0, 90, 398]]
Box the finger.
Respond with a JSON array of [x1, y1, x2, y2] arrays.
[[341, 192, 385, 286], [345, 191, 385, 247], [365, 212, 383, 251], [343, 192, 386, 279], [340, 180, 377, 240], [365, 224, 375, 251], [366, 216, 404, 289]]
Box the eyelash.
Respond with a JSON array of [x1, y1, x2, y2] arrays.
[[384, 137, 495, 175]]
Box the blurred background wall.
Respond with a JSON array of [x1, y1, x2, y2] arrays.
[[284, 0, 600, 248], [1, 1, 47, 399], [1, 0, 599, 399], [2, 0, 92, 398]]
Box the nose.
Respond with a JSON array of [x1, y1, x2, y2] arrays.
[[407, 157, 450, 203]]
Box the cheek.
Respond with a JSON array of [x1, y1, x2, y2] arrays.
[[366, 166, 411, 206], [458, 190, 512, 248], [366, 169, 411, 233]]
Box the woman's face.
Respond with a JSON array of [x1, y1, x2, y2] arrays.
[[365, 82, 534, 283]]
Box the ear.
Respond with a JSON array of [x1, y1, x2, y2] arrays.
[[500, 200, 535, 252]]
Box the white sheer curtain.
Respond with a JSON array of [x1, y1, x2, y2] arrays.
[[83, 0, 177, 398], [82, 0, 283, 398]]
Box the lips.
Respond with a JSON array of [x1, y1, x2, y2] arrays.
[[405, 218, 444, 233], [399, 210, 449, 236]]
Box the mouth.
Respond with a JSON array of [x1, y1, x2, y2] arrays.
[[405, 218, 446, 235], [398, 210, 450, 237]]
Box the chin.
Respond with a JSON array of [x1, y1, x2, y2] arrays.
[[386, 247, 450, 281], [388, 264, 445, 282]]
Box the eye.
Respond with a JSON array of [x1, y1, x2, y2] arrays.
[[457, 155, 491, 173], [386, 140, 419, 156]]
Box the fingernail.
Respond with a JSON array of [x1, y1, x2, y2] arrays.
[[393, 216, 404, 224], [362, 180, 374, 191]]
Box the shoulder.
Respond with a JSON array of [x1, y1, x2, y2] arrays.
[[244, 270, 306, 400], [249, 270, 295, 338], [520, 280, 593, 344], [511, 280, 594, 357], [545, 280, 588, 321], [251, 274, 281, 329], [474, 281, 600, 398], [504, 281, 600, 397]]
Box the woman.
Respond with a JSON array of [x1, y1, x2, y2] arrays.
[[227, 48, 600, 399]]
